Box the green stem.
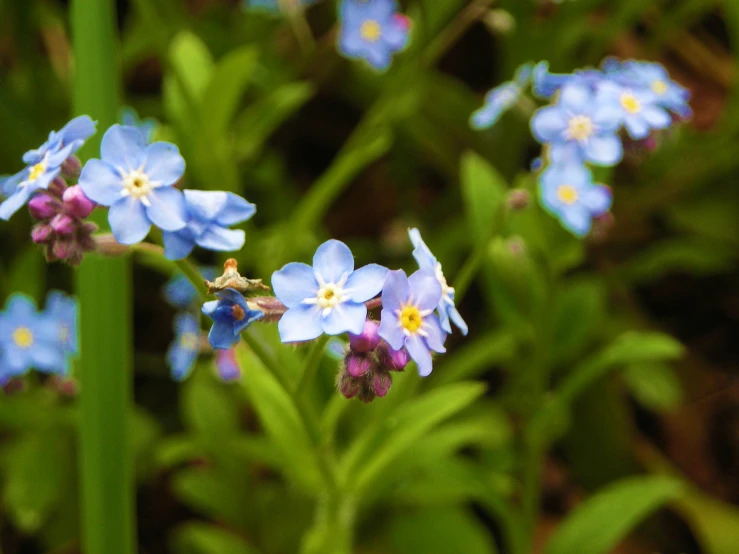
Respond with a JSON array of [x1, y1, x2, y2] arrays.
[[296, 335, 329, 396], [72, 1, 134, 553]]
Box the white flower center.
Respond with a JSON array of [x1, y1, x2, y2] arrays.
[[435, 262, 454, 305], [121, 169, 153, 206], [304, 272, 351, 316], [567, 115, 594, 141]]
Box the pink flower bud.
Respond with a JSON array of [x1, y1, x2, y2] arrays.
[[31, 223, 53, 244], [48, 177, 68, 198], [52, 239, 72, 260], [60, 156, 82, 179], [338, 373, 362, 400], [63, 185, 96, 218], [51, 214, 76, 236], [372, 371, 392, 397], [346, 353, 373, 377], [378, 343, 410, 371], [349, 320, 380, 353], [28, 193, 59, 220]]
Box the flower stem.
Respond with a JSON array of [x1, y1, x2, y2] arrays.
[[296, 334, 330, 397]]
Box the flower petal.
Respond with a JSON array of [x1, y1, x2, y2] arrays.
[[0, 185, 35, 221], [531, 106, 568, 143], [582, 184, 613, 216], [215, 193, 257, 226], [380, 269, 409, 313], [322, 302, 367, 335], [408, 270, 442, 311], [143, 142, 186, 185], [272, 262, 319, 308], [163, 230, 196, 261], [278, 304, 323, 343], [448, 305, 469, 336], [409, 228, 437, 271], [183, 190, 227, 221], [560, 205, 592, 237], [583, 135, 623, 166], [78, 160, 123, 205], [145, 187, 187, 231], [108, 196, 151, 245], [378, 309, 404, 351], [58, 115, 97, 145], [405, 334, 433, 377], [559, 84, 591, 111], [344, 264, 388, 303], [101, 125, 146, 171], [421, 315, 447, 353], [208, 321, 239, 350], [313, 239, 354, 283], [196, 225, 246, 252]]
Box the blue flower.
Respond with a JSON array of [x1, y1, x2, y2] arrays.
[[202, 289, 264, 350], [377, 269, 446, 377], [0, 115, 96, 220], [532, 61, 604, 99], [162, 191, 256, 260], [596, 81, 671, 140], [120, 107, 157, 144], [78, 125, 188, 245], [531, 83, 623, 166], [163, 268, 217, 310], [471, 63, 532, 129], [408, 228, 468, 336], [44, 291, 79, 356], [272, 239, 388, 343], [0, 294, 67, 382], [338, 0, 410, 71], [215, 348, 241, 382], [620, 61, 691, 118], [167, 312, 201, 381], [538, 163, 612, 237]]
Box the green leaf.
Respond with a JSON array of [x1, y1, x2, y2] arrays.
[[624, 362, 683, 412], [674, 487, 739, 554], [460, 152, 508, 239], [171, 468, 247, 527], [433, 330, 517, 385], [550, 278, 606, 364], [169, 31, 214, 102], [181, 373, 240, 443], [5, 245, 45, 302], [544, 476, 683, 554], [171, 522, 260, 554]]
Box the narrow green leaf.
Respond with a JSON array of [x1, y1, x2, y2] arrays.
[[544, 476, 683, 554], [624, 362, 683, 412], [169, 31, 214, 102], [172, 523, 260, 554], [550, 278, 605, 364], [674, 487, 739, 554], [460, 152, 508, 239], [433, 330, 517, 385]]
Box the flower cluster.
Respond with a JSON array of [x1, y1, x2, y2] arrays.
[[472, 58, 690, 236], [0, 291, 78, 384]]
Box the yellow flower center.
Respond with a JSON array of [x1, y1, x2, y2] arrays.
[[316, 283, 345, 309], [122, 169, 152, 200], [620, 93, 641, 114], [28, 161, 47, 182], [567, 115, 594, 141], [557, 184, 579, 205], [399, 305, 423, 334], [180, 333, 199, 350], [651, 80, 668, 95], [13, 327, 34, 349], [360, 20, 382, 42]]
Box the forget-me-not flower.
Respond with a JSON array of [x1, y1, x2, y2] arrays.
[[44, 291, 79, 356], [202, 288, 264, 349], [162, 191, 256, 260], [471, 63, 532, 129], [120, 107, 157, 144], [272, 239, 388, 343], [596, 81, 671, 140], [538, 163, 612, 237], [215, 348, 241, 382], [408, 228, 468, 335], [0, 115, 96, 220], [531, 83, 623, 166], [78, 124, 188, 245], [338, 0, 410, 71], [377, 269, 446, 377], [167, 312, 201, 381], [620, 61, 691, 118], [0, 294, 67, 382], [163, 267, 217, 310]]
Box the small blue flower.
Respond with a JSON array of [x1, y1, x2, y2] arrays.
[[338, 0, 410, 71], [272, 239, 388, 343], [596, 81, 671, 140], [471, 63, 532, 129], [162, 191, 256, 260], [408, 228, 468, 336], [0, 294, 67, 382], [0, 115, 96, 220], [377, 269, 446, 377], [620, 61, 691, 118], [44, 291, 79, 356], [538, 163, 612, 237], [78, 124, 188, 245], [202, 289, 264, 350], [532, 61, 604, 99], [215, 348, 241, 382], [167, 312, 201, 381], [163, 268, 217, 310], [120, 107, 157, 144], [531, 83, 623, 166]]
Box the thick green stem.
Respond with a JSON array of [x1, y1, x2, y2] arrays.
[[71, 1, 134, 553]]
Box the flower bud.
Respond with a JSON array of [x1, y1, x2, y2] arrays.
[[47, 177, 68, 198], [63, 185, 96, 218], [28, 193, 59, 220], [507, 189, 530, 211], [52, 239, 72, 260], [349, 320, 380, 353], [378, 342, 410, 371], [372, 371, 392, 397], [51, 214, 76, 236], [337, 371, 362, 400], [31, 223, 53, 244], [345, 353, 372, 377], [60, 156, 82, 179]]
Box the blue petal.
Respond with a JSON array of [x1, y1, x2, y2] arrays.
[[561, 205, 592, 237], [409, 228, 437, 271], [215, 193, 257, 226], [313, 239, 354, 283], [583, 135, 623, 166], [3, 294, 37, 320], [216, 288, 248, 308], [624, 115, 650, 139], [195, 226, 245, 252], [582, 184, 613, 216], [234, 308, 263, 334], [438, 304, 452, 334], [208, 321, 239, 350], [59, 115, 96, 145], [109, 196, 151, 245], [448, 305, 469, 336], [422, 314, 447, 353], [272, 262, 319, 308], [278, 304, 323, 343], [78, 160, 123, 206], [145, 187, 187, 231], [1, 170, 26, 197], [163, 230, 196, 261], [559, 84, 591, 111], [642, 106, 671, 129], [408, 270, 442, 311], [344, 264, 388, 303], [0, 185, 35, 221], [143, 142, 186, 185], [183, 190, 227, 222], [31, 342, 68, 375], [380, 269, 409, 313], [365, 46, 392, 71], [216, 349, 241, 381], [377, 308, 404, 351], [202, 300, 219, 318], [174, 312, 199, 335], [101, 125, 146, 170], [531, 106, 568, 144], [406, 334, 433, 377], [383, 18, 409, 50], [322, 302, 366, 335]]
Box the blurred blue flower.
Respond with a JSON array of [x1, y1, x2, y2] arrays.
[[596, 81, 671, 140], [0, 115, 96, 220], [408, 228, 468, 335], [215, 348, 241, 382], [163, 267, 217, 310], [167, 312, 201, 381], [338, 0, 410, 71], [531, 83, 623, 166], [44, 291, 79, 356], [538, 163, 612, 237], [620, 61, 691, 118], [377, 269, 446, 377], [78, 125, 187, 245], [272, 239, 388, 343], [120, 107, 157, 144], [0, 294, 67, 382], [202, 289, 263, 350], [162, 191, 256, 260], [471, 63, 532, 129]]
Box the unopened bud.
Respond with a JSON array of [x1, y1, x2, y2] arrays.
[[346, 353, 373, 377], [52, 239, 72, 260], [28, 193, 59, 220], [349, 320, 380, 353], [507, 189, 530, 211], [31, 223, 53, 244], [484, 9, 515, 34], [338, 372, 362, 400], [51, 214, 75, 236], [63, 185, 96, 218], [373, 371, 392, 397], [60, 156, 82, 179], [378, 342, 410, 371], [47, 177, 68, 198]]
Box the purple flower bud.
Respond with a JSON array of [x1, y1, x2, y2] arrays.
[[52, 239, 72, 260], [346, 353, 372, 377], [349, 320, 380, 353], [338, 372, 362, 400], [378, 342, 410, 371], [63, 185, 96, 218], [507, 189, 530, 211], [372, 371, 392, 397], [60, 156, 82, 179], [51, 214, 76, 236], [48, 177, 68, 198], [31, 223, 53, 244], [28, 193, 59, 220]]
